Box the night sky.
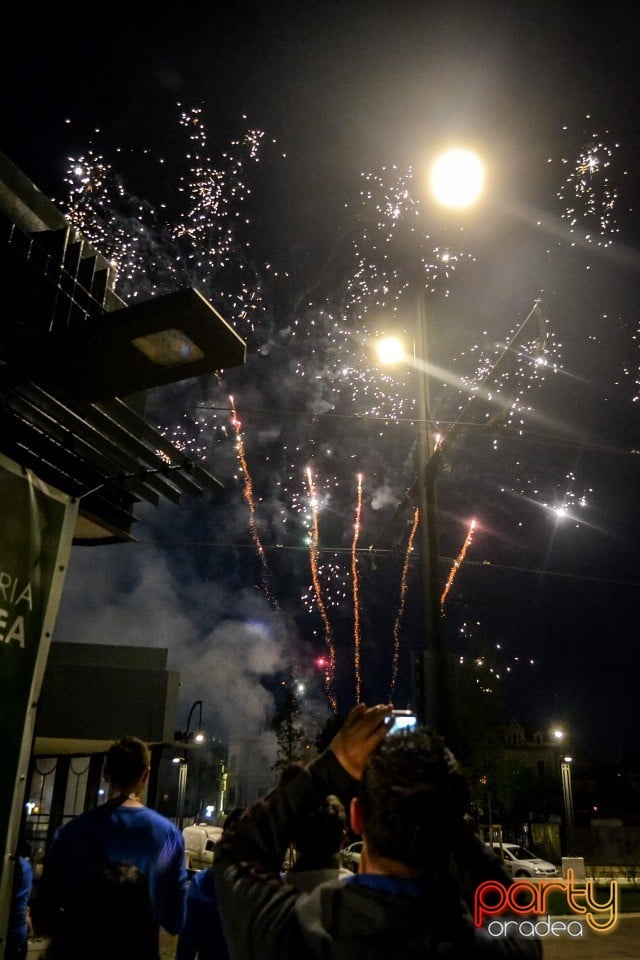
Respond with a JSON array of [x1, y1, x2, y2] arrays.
[[3, 1, 639, 764]]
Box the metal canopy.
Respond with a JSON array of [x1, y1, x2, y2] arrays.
[[0, 152, 246, 544]]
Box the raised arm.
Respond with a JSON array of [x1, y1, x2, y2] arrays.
[[213, 705, 390, 960]]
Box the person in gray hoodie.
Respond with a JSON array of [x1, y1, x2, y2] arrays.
[[214, 704, 542, 960]]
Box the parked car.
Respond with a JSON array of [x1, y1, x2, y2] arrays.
[[182, 824, 223, 871], [486, 842, 558, 878], [339, 841, 363, 872]]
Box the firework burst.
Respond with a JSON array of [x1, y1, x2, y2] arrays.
[[389, 507, 420, 699], [441, 519, 477, 611], [556, 123, 620, 248], [305, 466, 337, 710]]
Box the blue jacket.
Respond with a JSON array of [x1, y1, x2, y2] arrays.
[[176, 868, 228, 960], [34, 802, 188, 935], [6, 857, 33, 959]]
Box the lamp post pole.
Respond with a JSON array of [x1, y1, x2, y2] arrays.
[[376, 148, 485, 743], [560, 757, 575, 854], [552, 728, 575, 854], [413, 148, 485, 742], [413, 281, 450, 740], [176, 760, 188, 831]]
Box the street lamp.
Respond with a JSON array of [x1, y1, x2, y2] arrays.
[[560, 756, 575, 853], [175, 700, 205, 744], [404, 148, 485, 741], [374, 252, 545, 746], [172, 700, 206, 827], [550, 726, 574, 852]]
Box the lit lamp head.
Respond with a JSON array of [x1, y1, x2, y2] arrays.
[[429, 148, 485, 210], [375, 336, 406, 366]]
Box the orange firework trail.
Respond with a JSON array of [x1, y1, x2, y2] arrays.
[[229, 396, 283, 619], [351, 473, 363, 702], [305, 466, 337, 711], [389, 507, 420, 699], [440, 519, 477, 611]]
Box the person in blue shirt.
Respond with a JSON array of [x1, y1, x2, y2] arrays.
[[6, 843, 33, 960], [44, 862, 159, 960], [175, 868, 227, 960], [33, 737, 188, 938], [176, 809, 243, 960]]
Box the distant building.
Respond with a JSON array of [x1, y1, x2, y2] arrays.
[[36, 641, 179, 744], [222, 731, 276, 813], [500, 720, 563, 780]]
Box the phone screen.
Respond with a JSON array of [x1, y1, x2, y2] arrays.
[[388, 711, 417, 735]]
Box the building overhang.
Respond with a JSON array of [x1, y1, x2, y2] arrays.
[[0, 151, 246, 543]]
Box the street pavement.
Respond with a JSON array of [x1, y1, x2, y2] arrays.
[[160, 932, 178, 960], [541, 914, 640, 960], [161, 915, 640, 959]]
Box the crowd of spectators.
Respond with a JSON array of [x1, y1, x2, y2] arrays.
[[7, 710, 542, 960]]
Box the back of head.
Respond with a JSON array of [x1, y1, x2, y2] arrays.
[[277, 764, 345, 870], [48, 863, 158, 960], [359, 729, 469, 871], [104, 736, 150, 792], [222, 806, 245, 832], [293, 794, 346, 868]]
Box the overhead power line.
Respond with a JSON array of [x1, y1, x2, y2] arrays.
[[130, 538, 639, 588], [193, 404, 637, 459]]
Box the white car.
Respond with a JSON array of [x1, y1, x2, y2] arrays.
[[486, 842, 558, 878], [339, 841, 363, 871], [182, 824, 223, 871]]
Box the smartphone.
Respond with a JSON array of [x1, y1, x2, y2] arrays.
[[387, 709, 417, 735]]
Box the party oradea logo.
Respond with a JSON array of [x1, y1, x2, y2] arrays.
[[474, 869, 618, 939]]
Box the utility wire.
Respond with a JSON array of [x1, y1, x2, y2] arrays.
[[193, 404, 637, 458], [129, 538, 639, 588]]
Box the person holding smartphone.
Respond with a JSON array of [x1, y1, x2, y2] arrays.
[[213, 704, 542, 960]]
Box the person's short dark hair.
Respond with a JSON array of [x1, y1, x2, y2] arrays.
[[359, 729, 469, 871], [278, 762, 305, 788], [315, 713, 346, 753], [222, 807, 245, 831], [46, 863, 158, 960], [17, 839, 32, 859], [291, 794, 346, 869], [104, 737, 150, 790], [277, 765, 346, 870]]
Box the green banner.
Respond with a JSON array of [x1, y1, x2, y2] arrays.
[[0, 454, 77, 948]]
